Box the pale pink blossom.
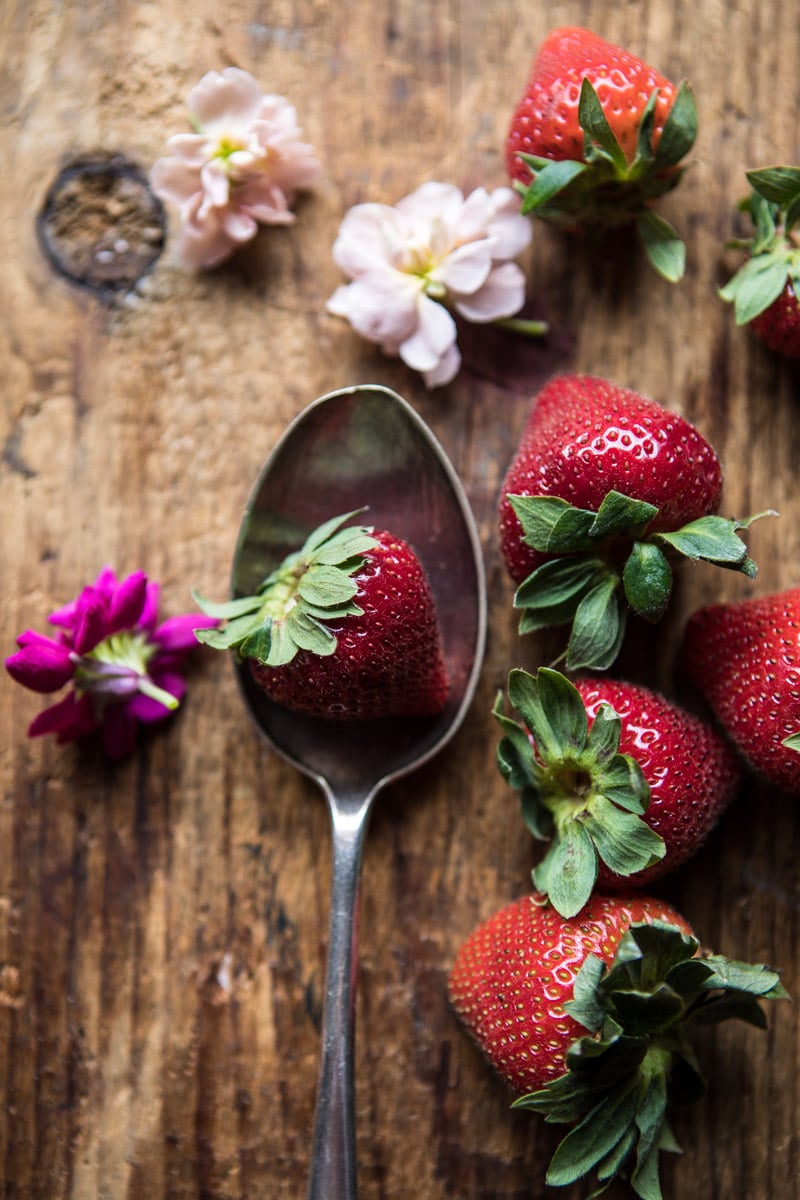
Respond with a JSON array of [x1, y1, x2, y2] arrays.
[[151, 68, 321, 269], [326, 182, 533, 387]]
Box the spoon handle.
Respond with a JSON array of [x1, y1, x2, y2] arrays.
[[307, 794, 372, 1200]]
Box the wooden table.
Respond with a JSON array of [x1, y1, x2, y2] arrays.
[[3, 2, 799, 1197]]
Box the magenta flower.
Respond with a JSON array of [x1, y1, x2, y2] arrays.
[[6, 567, 218, 761]]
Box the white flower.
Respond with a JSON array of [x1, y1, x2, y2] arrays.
[[151, 68, 321, 269], [326, 181, 532, 387]]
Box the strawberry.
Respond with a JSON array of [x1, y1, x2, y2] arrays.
[[498, 374, 768, 671], [495, 668, 740, 917], [506, 27, 697, 281], [683, 587, 800, 792], [194, 512, 448, 720], [720, 166, 800, 358], [449, 892, 785, 1196]]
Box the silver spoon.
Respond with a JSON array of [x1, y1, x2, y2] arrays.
[[229, 384, 487, 1200]]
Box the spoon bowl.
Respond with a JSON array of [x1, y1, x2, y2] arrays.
[[231, 384, 486, 1199]]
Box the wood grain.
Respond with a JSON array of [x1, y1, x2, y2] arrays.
[[2, 1, 799, 1197]]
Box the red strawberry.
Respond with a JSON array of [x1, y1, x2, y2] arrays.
[[449, 892, 784, 1195], [506, 27, 697, 281], [496, 668, 740, 917], [194, 512, 448, 720], [720, 166, 800, 359], [751, 282, 800, 357], [498, 374, 766, 670], [683, 587, 800, 792]]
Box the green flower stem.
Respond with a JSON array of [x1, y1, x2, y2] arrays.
[[138, 678, 180, 711], [495, 316, 549, 338]]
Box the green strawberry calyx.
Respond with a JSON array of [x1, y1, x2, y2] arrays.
[[509, 489, 775, 671], [720, 166, 800, 325], [495, 667, 665, 918], [192, 511, 379, 667], [516, 78, 698, 282], [514, 920, 786, 1199]]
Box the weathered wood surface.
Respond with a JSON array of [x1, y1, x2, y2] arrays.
[[2, 1, 800, 1197]]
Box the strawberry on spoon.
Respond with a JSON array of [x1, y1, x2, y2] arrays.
[[195, 512, 448, 720]]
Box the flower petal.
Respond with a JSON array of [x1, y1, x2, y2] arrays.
[[108, 571, 148, 635], [220, 205, 259, 242], [453, 261, 527, 323], [188, 68, 264, 129], [176, 224, 239, 270], [150, 157, 203, 205], [432, 241, 492, 295], [154, 613, 216, 654], [331, 203, 410, 277], [138, 582, 160, 633], [423, 342, 461, 388], [399, 295, 456, 371], [28, 692, 96, 741], [327, 274, 420, 349], [200, 159, 231, 208], [6, 633, 74, 693], [235, 179, 295, 225], [72, 595, 109, 655], [487, 188, 532, 260]]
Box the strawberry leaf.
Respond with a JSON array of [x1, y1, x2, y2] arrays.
[[723, 253, 791, 324], [630, 89, 658, 176], [622, 542, 673, 622], [652, 81, 697, 169], [312, 528, 380, 564], [496, 670, 661, 916], [297, 564, 359, 607], [784, 193, 800, 234], [195, 612, 265, 650], [578, 78, 628, 175], [515, 557, 609, 633], [583, 799, 665, 879], [192, 591, 263, 620], [567, 955, 607, 1033], [782, 731, 800, 752], [255, 617, 292, 666], [519, 158, 591, 212], [746, 165, 800, 205], [192, 511, 379, 667], [585, 703, 622, 761], [566, 578, 626, 671], [285, 609, 337, 656], [595, 757, 650, 813], [511, 920, 785, 1198], [589, 491, 658, 540], [535, 821, 598, 919], [507, 667, 585, 760], [652, 513, 762, 571], [239, 621, 275, 664], [509, 494, 597, 553], [695, 955, 787, 1001], [636, 211, 686, 282], [301, 509, 369, 554], [545, 1083, 639, 1186]]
